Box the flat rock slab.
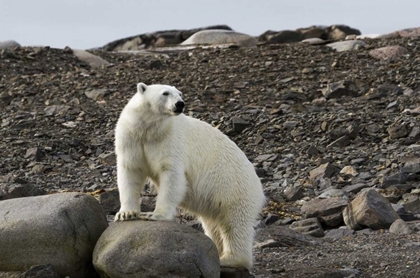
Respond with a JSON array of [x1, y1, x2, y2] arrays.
[[301, 197, 348, 227], [93, 220, 220, 278], [0, 193, 108, 277]]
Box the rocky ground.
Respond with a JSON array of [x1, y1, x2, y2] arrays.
[[1, 36, 420, 277]]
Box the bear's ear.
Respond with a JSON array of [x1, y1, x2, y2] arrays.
[[137, 83, 147, 94]]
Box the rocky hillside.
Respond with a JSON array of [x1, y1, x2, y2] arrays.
[[1, 34, 420, 277]]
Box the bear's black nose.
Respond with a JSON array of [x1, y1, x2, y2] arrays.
[[175, 101, 185, 112]]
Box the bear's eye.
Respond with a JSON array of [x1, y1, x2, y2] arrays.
[[162, 92, 169, 96]]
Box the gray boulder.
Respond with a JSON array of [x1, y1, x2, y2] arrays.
[[181, 30, 257, 47], [327, 40, 367, 52], [0, 40, 21, 49], [72, 49, 111, 68], [343, 189, 400, 230], [93, 220, 220, 278], [0, 193, 108, 277]]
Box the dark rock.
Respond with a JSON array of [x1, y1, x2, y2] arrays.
[[99, 189, 120, 215], [232, 117, 251, 133], [264, 213, 281, 225], [382, 172, 408, 187], [24, 147, 43, 161], [220, 267, 253, 278], [309, 163, 336, 180], [0, 184, 45, 200], [322, 80, 358, 99], [387, 124, 409, 139], [283, 186, 304, 201]]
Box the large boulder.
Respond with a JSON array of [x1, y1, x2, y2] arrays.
[[343, 189, 400, 230], [181, 30, 257, 47], [72, 49, 110, 68], [0, 40, 21, 49], [102, 25, 233, 51], [93, 220, 220, 278], [0, 193, 108, 277]]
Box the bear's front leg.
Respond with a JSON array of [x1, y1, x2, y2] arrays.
[[115, 166, 146, 221], [140, 169, 187, 221]]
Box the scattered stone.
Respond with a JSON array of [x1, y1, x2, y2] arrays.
[[232, 117, 251, 133], [24, 147, 44, 161], [401, 162, 420, 173], [301, 197, 348, 227], [343, 183, 370, 194], [283, 186, 304, 201], [289, 217, 324, 237], [322, 80, 358, 99], [382, 172, 408, 187], [43, 105, 71, 116], [343, 189, 400, 230], [181, 30, 257, 47], [0, 193, 108, 277], [389, 219, 412, 235], [309, 163, 336, 180], [98, 152, 116, 166], [85, 88, 111, 100], [387, 123, 408, 139], [93, 221, 220, 278], [340, 165, 358, 177], [264, 213, 281, 225], [398, 194, 420, 213], [306, 145, 320, 157], [72, 49, 110, 68], [369, 46, 408, 61], [318, 189, 348, 199]]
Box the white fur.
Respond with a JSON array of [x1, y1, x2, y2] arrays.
[[115, 83, 265, 269]]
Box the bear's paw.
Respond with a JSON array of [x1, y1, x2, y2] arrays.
[[138, 212, 173, 221], [114, 211, 139, 221]]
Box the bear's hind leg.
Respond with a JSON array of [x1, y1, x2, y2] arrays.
[[219, 220, 254, 269], [115, 166, 146, 221], [200, 218, 224, 256]]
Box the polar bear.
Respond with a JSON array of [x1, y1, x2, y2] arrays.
[[114, 83, 265, 269]]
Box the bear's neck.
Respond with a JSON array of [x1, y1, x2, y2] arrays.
[[125, 106, 173, 142]]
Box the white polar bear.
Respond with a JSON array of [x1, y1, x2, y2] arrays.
[[114, 83, 265, 269]]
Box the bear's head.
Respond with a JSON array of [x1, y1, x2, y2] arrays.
[[136, 83, 185, 116]]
